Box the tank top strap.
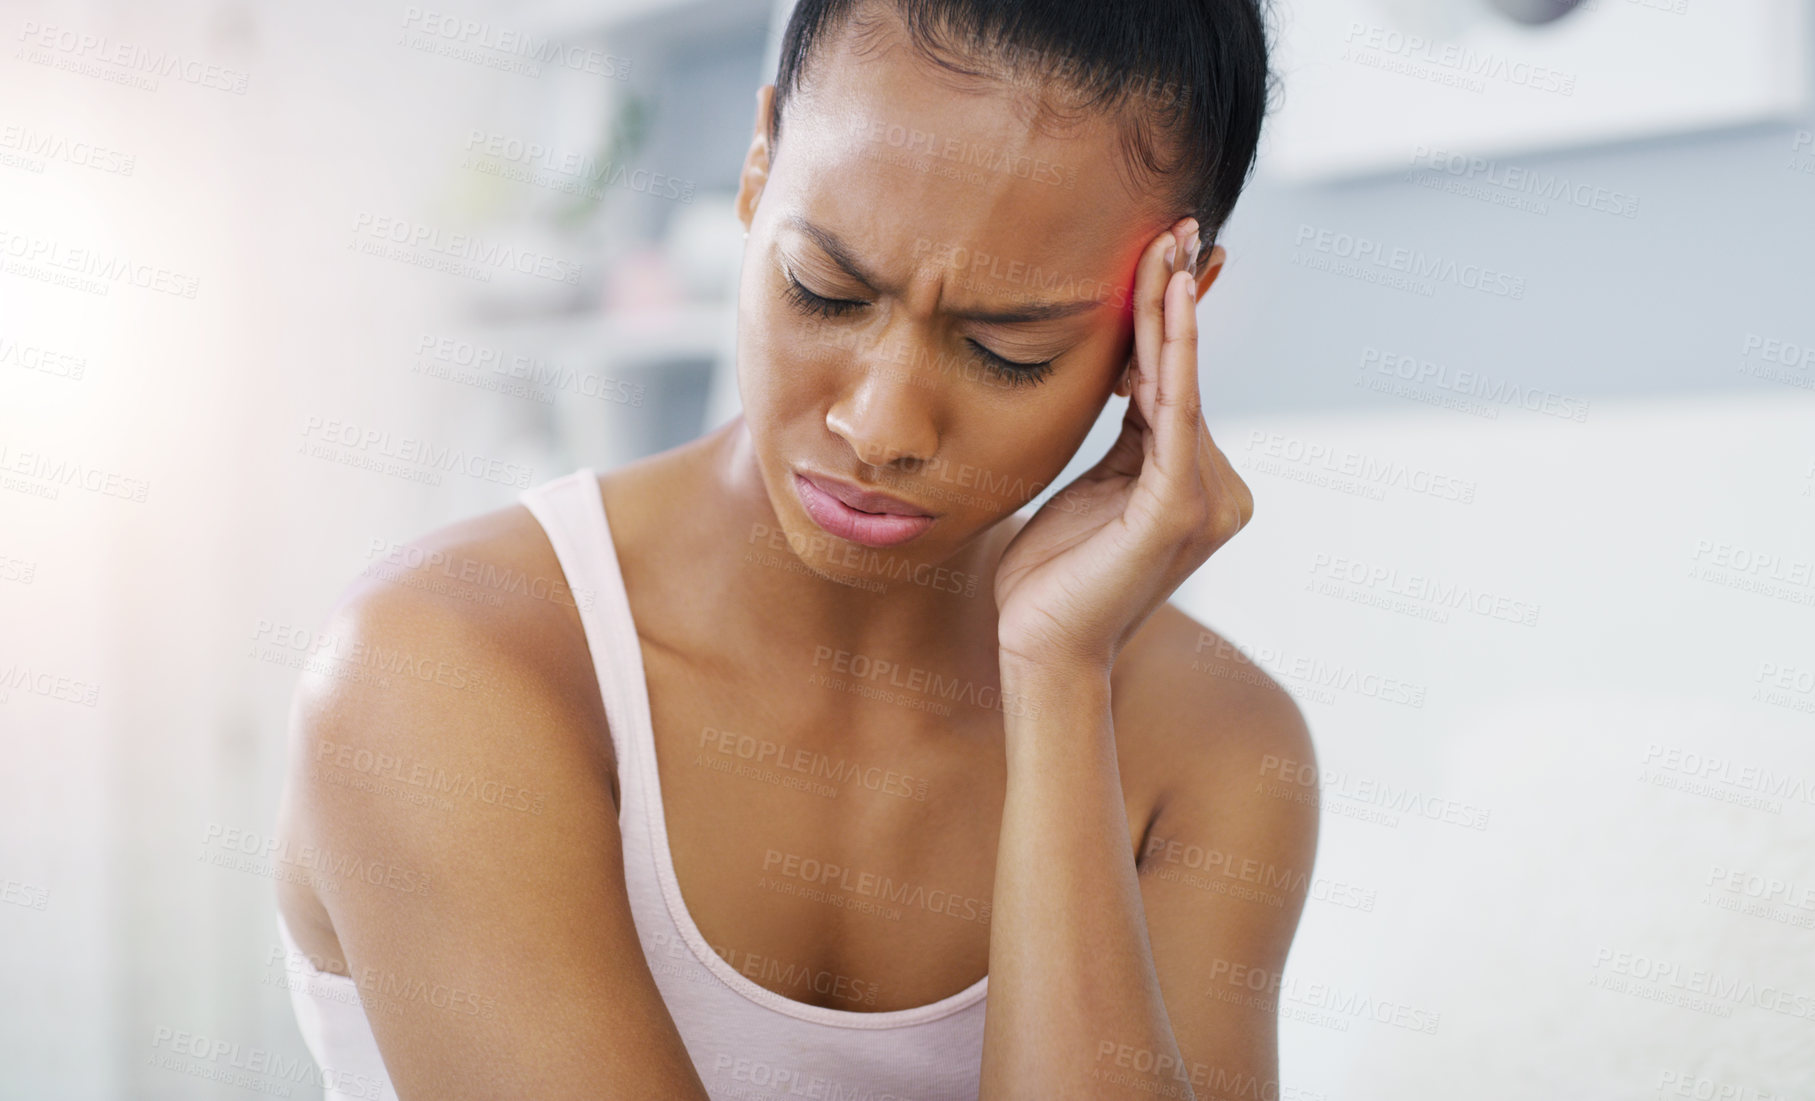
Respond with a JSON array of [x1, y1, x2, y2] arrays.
[[516, 467, 649, 797]]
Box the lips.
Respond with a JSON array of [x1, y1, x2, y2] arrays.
[[798, 471, 933, 517], [792, 470, 937, 548]]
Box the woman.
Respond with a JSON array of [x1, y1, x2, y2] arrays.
[[273, 1, 1318, 1098]]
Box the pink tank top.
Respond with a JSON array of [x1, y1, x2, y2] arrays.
[[276, 467, 989, 1101]]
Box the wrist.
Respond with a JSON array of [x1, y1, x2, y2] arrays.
[[997, 635, 1114, 677], [998, 653, 1112, 723], [999, 650, 1111, 682]]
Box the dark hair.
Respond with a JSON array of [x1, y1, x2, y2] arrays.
[[769, 0, 1277, 254]]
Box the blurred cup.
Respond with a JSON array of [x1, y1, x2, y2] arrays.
[[1371, 0, 1584, 37]]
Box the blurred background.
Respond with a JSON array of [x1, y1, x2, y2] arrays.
[[2, 0, 1812, 1097]]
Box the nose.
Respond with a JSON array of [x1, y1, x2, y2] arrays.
[[824, 343, 942, 471]]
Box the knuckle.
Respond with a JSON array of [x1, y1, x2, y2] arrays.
[[1163, 396, 1202, 426], [1174, 498, 1211, 536], [1212, 499, 1244, 537]]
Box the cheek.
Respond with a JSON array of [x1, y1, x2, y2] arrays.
[[978, 402, 1079, 459], [935, 391, 1097, 513], [737, 283, 821, 417], [751, 312, 847, 411], [741, 274, 880, 411], [976, 341, 1123, 476]]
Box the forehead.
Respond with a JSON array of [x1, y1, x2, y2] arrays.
[[770, 12, 1165, 282]]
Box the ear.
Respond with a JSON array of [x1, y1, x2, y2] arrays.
[[1112, 243, 1228, 398], [1192, 244, 1227, 303], [735, 84, 777, 234], [1113, 353, 1136, 398]]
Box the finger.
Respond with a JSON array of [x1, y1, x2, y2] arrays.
[[1150, 261, 1204, 487], [1100, 380, 1150, 477], [1129, 219, 1191, 429], [1206, 445, 1256, 530]]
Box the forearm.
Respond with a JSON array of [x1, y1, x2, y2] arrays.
[[979, 657, 1192, 1101]]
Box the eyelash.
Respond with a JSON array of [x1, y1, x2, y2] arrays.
[[780, 270, 1058, 388]]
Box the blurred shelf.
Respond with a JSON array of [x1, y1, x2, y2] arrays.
[[478, 302, 733, 371]]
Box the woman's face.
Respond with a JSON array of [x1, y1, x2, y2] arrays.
[[733, 14, 1179, 583]]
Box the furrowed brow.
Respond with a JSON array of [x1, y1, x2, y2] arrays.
[[945, 298, 1106, 324], [782, 214, 1110, 324], [783, 214, 886, 290]]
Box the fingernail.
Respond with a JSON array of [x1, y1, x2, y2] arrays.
[[1187, 237, 1202, 277], [1164, 240, 1177, 273]]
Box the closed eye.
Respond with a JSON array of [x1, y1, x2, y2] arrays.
[[780, 263, 1059, 387], [965, 339, 1057, 386], [781, 269, 867, 319]]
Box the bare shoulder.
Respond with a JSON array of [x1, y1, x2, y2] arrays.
[[343, 497, 591, 648], [1116, 602, 1321, 1057], [273, 496, 614, 942], [1106, 602, 1321, 1085], [1116, 602, 1319, 855], [1118, 602, 1314, 764], [296, 497, 607, 756], [270, 491, 712, 1098]]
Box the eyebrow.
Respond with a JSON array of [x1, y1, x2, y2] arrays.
[[781, 214, 1111, 325]]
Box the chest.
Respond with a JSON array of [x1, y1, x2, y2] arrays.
[[636, 639, 1160, 1013]]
